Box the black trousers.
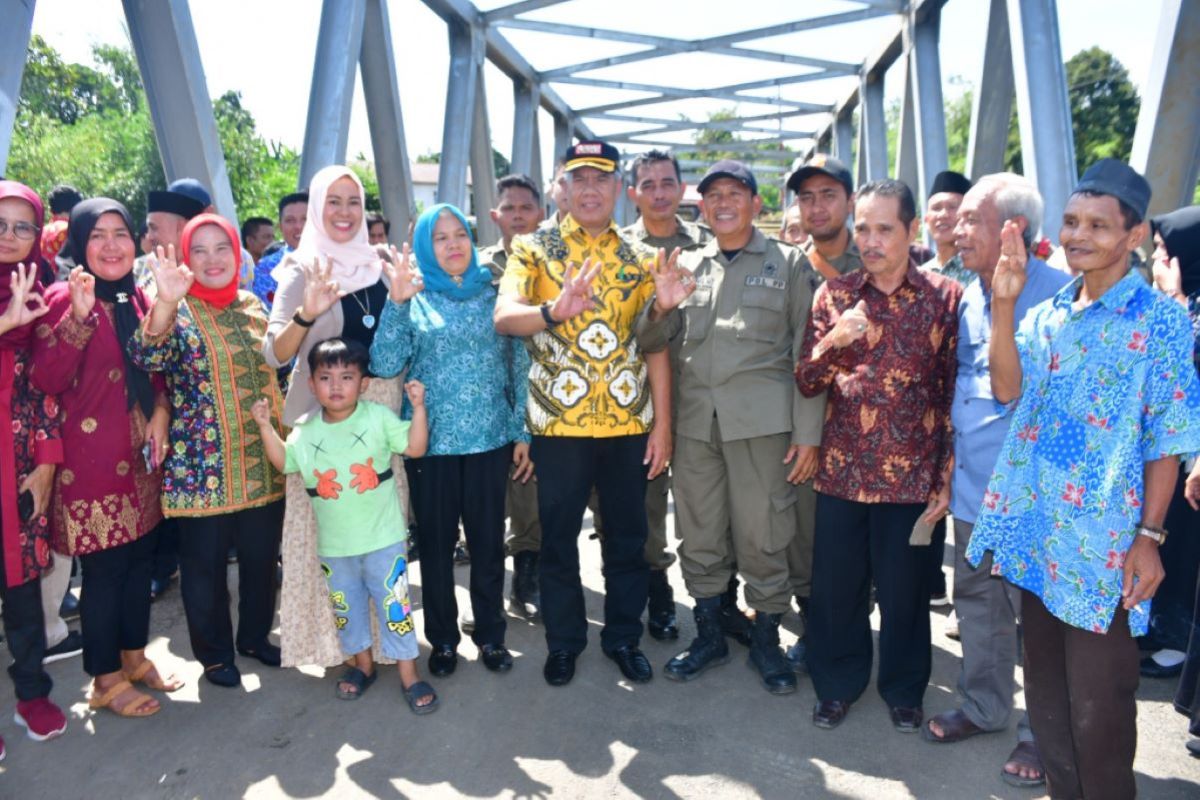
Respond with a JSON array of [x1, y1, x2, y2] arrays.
[[808, 493, 932, 708], [532, 434, 649, 655], [151, 517, 180, 583], [1023, 591, 1139, 800], [406, 446, 509, 649], [176, 501, 283, 667], [925, 517, 947, 596], [0, 540, 50, 700], [79, 527, 157, 676]]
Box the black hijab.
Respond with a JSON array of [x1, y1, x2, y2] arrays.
[[1152, 205, 1200, 299], [68, 198, 155, 417]]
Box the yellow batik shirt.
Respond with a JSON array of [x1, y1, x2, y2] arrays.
[[500, 215, 658, 438]]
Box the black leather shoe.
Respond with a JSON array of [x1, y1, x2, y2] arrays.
[[428, 645, 458, 677], [1140, 655, 1183, 679], [543, 650, 576, 686], [890, 705, 924, 733], [480, 644, 513, 673], [606, 645, 652, 683], [204, 662, 241, 688], [813, 700, 850, 729], [237, 640, 282, 667]]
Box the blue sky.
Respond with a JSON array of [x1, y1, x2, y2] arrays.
[[29, 0, 1163, 169]]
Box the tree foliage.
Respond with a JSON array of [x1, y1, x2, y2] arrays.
[[688, 109, 785, 213]]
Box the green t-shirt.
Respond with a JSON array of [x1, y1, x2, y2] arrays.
[[284, 401, 411, 557]]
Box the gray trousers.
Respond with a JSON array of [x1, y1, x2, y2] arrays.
[[41, 550, 72, 648], [954, 519, 1033, 742]]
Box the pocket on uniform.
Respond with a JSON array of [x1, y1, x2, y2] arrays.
[[738, 285, 786, 342], [764, 485, 799, 553], [681, 288, 714, 342]]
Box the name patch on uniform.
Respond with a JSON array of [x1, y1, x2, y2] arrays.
[[745, 275, 785, 290]]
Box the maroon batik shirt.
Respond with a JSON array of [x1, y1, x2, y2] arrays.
[[796, 263, 961, 504]]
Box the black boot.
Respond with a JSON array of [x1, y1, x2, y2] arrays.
[[748, 612, 797, 695], [646, 569, 679, 640], [509, 551, 541, 620], [664, 597, 729, 681], [718, 576, 753, 647]]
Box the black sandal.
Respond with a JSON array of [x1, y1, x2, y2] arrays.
[[402, 680, 439, 715], [335, 667, 377, 700]]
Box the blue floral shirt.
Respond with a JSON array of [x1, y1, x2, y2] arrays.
[[369, 287, 530, 456], [251, 244, 291, 309], [966, 271, 1200, 634]]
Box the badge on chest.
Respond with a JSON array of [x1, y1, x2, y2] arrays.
[[745, 275, 785, 290]]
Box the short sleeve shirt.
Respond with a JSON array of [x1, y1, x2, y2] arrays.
[[966, 272, 1200, 634], [499, 215, 658, 438], [284, 401, 411, 557]]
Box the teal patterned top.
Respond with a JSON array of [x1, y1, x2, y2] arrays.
[[369, 286, 530, 456]]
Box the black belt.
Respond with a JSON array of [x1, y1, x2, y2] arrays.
[[307, 467, 393, 497]]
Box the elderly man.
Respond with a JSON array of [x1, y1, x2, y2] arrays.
[[646, 160, 823, 694], [779, 204, 804, 245], [966, 160, 1200, 799], [798, 179, 960, 732], [921, 173, 1070, 790], [495, 140, 686, 687], [479, 173, 545, 619], [787, 155, 863, 279]]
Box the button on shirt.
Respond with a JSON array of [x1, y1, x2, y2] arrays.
[[673, 229, 824, 445], [950, 258, 1071, 524], [797, 264, 961, 503], [966, 271, 1200, 634], [499, 215, 658, 438]]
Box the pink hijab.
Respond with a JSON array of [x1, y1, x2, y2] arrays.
[[273, 165, 382, 294]]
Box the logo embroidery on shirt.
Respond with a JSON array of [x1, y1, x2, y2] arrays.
[[763, 262, 779, 277]]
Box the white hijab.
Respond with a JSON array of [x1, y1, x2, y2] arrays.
[[272, 165, 383, 294]]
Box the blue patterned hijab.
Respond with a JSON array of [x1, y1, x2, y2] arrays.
[[412, 203, 492, 300]]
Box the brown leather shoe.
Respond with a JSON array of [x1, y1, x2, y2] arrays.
[[812, 700, 850, 729], [890, 705, 924, 733]]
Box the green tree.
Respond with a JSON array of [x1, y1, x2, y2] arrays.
[[1065, 46, 1140, 173], [687, 109, 789, 213]]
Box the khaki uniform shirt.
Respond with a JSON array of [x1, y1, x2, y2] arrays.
[[673, 228, 825, 447], [801, 236, 863, 280], [479, 242, 508, 284]]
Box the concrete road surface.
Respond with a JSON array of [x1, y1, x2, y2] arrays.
[[2, 511, 1198, 798]]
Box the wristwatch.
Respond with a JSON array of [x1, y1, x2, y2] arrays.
[[540, 302, 560, 328], [292, 309, 315, 328], [1135, 524, 1167, 545]]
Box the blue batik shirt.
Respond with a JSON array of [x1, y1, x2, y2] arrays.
[[966, 270, 1200, 634], [252, 244, 292, 309]]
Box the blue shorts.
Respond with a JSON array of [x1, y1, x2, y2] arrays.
[[320, 539, 419, 661]]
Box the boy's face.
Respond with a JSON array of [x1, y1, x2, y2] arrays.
[[308, 362, 369, 417]]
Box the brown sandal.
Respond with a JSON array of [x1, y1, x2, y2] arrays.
[[922, 708, 990, 743], [1002, 740, 1046, 788], [124, 659, 184, 692], [89, 680, 160, 717]]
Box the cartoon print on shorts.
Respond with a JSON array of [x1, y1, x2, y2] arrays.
[[383, 554, 414, 635], [321, 561, 350, 630]]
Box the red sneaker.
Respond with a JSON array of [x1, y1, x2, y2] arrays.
[[14, 697, 68, 741], [0, 732, 6, 760]]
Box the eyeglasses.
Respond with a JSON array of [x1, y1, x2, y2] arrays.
[[0, 219, 38, 240]]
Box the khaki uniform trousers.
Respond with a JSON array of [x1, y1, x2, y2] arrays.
[[504, 468, 541, 556], [673, 418, 796, 614]]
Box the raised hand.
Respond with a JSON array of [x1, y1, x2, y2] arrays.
[[549, 259, 602, 323], [250, 397, 273, 428], [382, 243, 423, 303], [650, 247, 696, 313], [832, 299, 870, 349], [0, 263, 49, 333], [68, 265, 96, 322], [404, 379, 426, 407], [992, 219, 1028, 302], [150, 244, 194, 304], [300, 257, 342, 321]]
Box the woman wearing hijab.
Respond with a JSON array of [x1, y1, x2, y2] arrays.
[[127, 214, 287, 688], [30, 198, 178, 717], [370, 203, 530, 676], [1147, 206, 1200, 755], [0, 180, 68, 750], [262, 165, 411, 668]]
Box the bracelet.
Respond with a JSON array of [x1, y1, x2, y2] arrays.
[[1137, 521, 1166, 535], [292, 309, 315, 328], [540, 302, 560, 328]]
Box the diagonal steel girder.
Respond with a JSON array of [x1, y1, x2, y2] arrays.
[[483, 0, 568, 23], [563, 70, 837, 117], [588, 110, 822, 141]]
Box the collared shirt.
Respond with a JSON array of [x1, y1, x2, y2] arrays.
[[672, 228, 823, 445], [801, 235, 863, 282], [621, 215, 712, 253], [252, 244, 292, 308], [921, 252, 978, 288], [499, 214, 658, 438], [479, 242, 508, 284], [796, 263, 961, 503], [950, 258, 1071, 524], [966, 271, 1200, 634]]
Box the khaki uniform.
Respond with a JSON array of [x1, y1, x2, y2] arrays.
[[800, 236, 863, 277], [482, 242, 542, 556], [587, 216, 712, 569], [668, 229, 824, 614]]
